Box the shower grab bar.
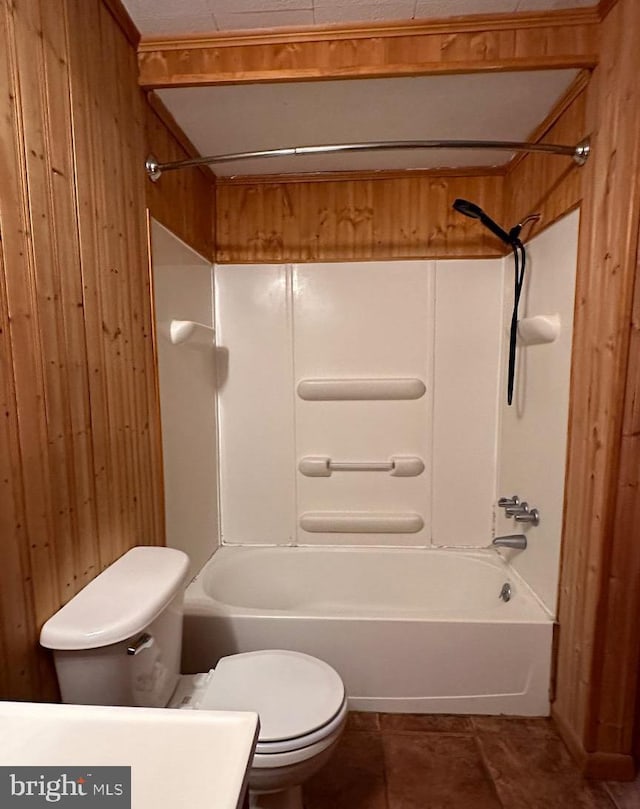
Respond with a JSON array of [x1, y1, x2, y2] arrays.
[[297, 378, 426, 401], [300, 511, 424, 534], [299, 455, 424, 477], [330, 461, 392, 472]]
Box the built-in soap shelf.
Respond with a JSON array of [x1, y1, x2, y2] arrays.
[[168, 319, 215, 345], [299, 512, 424, 534], [297, 378, 426, 401], [517, 314, 560, 346], [299, 455, 424, 477]]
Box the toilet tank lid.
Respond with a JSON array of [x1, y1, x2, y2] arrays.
[[40, 547, 190, 651]]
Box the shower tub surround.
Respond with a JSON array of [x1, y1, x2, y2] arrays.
[[182, 546, 552, 716], [153, 215, 579, 719]]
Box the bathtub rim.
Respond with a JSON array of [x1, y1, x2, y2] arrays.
[[183, 544, 554, 624]]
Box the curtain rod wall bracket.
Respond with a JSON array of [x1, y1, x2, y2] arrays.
[[146, 154, 162, 182], [144, 137, 592, 182], [572, 138, 591, 166]]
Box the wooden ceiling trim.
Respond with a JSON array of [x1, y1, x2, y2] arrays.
[[138, 8, 599, 51], [138, 13, 599, 89]]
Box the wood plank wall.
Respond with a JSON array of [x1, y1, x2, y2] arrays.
[[551, 0, 640, 777], [597, 226, 640, 762], [0, 0, 213, 702], [216, 172, 504, 262]]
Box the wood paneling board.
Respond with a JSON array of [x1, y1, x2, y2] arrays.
[[120, 33, 160, 554], [589, 217, 640, 756], [0, 0, 169, 702], [144, 100, 215, 261], [216, 174, 504, 262], [138, 12, 599, 89], [552, 0, 640, 765], [0, 0, 61, 698], [102, 0, 140, 48], [64, 0, 163, 579], [40, 0, 98, 596], [0, 208, 37, 701]]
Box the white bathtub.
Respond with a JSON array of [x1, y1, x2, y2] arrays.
[[182, 546, 553, 715]]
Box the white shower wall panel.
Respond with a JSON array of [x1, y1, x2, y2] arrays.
[[293, 262, 435, 546], [496, 211, 579, 613], [215, 265, 296, 544], [216, 260, 504, 548], [151, 222, 219, 579], [431, 260, 504, 546]]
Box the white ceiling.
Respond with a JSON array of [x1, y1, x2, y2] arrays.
[[123, 0, 596, 36], [157, 70, 580, 175]]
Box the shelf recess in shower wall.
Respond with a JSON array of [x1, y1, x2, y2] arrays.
[[299, 512, 424, 533], [297, 378, 426, 401]]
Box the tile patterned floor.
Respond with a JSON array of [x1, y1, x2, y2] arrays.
[[303, 713, 640, 809]]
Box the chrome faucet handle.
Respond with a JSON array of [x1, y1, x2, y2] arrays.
[[498, 495, 520, 508], [515, 508, 540, 526], [505, 501, 528, 517]]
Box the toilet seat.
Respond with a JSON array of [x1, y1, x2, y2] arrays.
[[251, 709, 347, 769], [199, 650, 346, 754], [254, 698, 348, 755]]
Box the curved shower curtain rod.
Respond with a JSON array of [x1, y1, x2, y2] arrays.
[[145, 137, 591, 181]]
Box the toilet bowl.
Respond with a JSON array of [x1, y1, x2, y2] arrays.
[[178, 650, 348, 809], [40, 547, 347, 809]]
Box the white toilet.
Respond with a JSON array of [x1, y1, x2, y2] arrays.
[[40, 546, 347, 809]]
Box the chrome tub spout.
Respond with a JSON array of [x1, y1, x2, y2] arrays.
[[492, 534, 527, 551]]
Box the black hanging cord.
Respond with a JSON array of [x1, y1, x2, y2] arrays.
[[507, 240, 526, 406], [451, 198, 536, 406]]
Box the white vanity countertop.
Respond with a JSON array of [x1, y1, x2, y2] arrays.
[[0, 701, 259, 809]]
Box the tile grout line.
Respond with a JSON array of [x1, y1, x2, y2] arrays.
[[472, 728, 508, 809], [380, 724, 392, 809], [602, 782, 625, 809]]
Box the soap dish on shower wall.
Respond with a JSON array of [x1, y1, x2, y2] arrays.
[[517, 314, 560, 346], [164, 319, 216, 345]]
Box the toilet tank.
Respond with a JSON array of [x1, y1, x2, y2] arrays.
[[40, 547, 190, 707]]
